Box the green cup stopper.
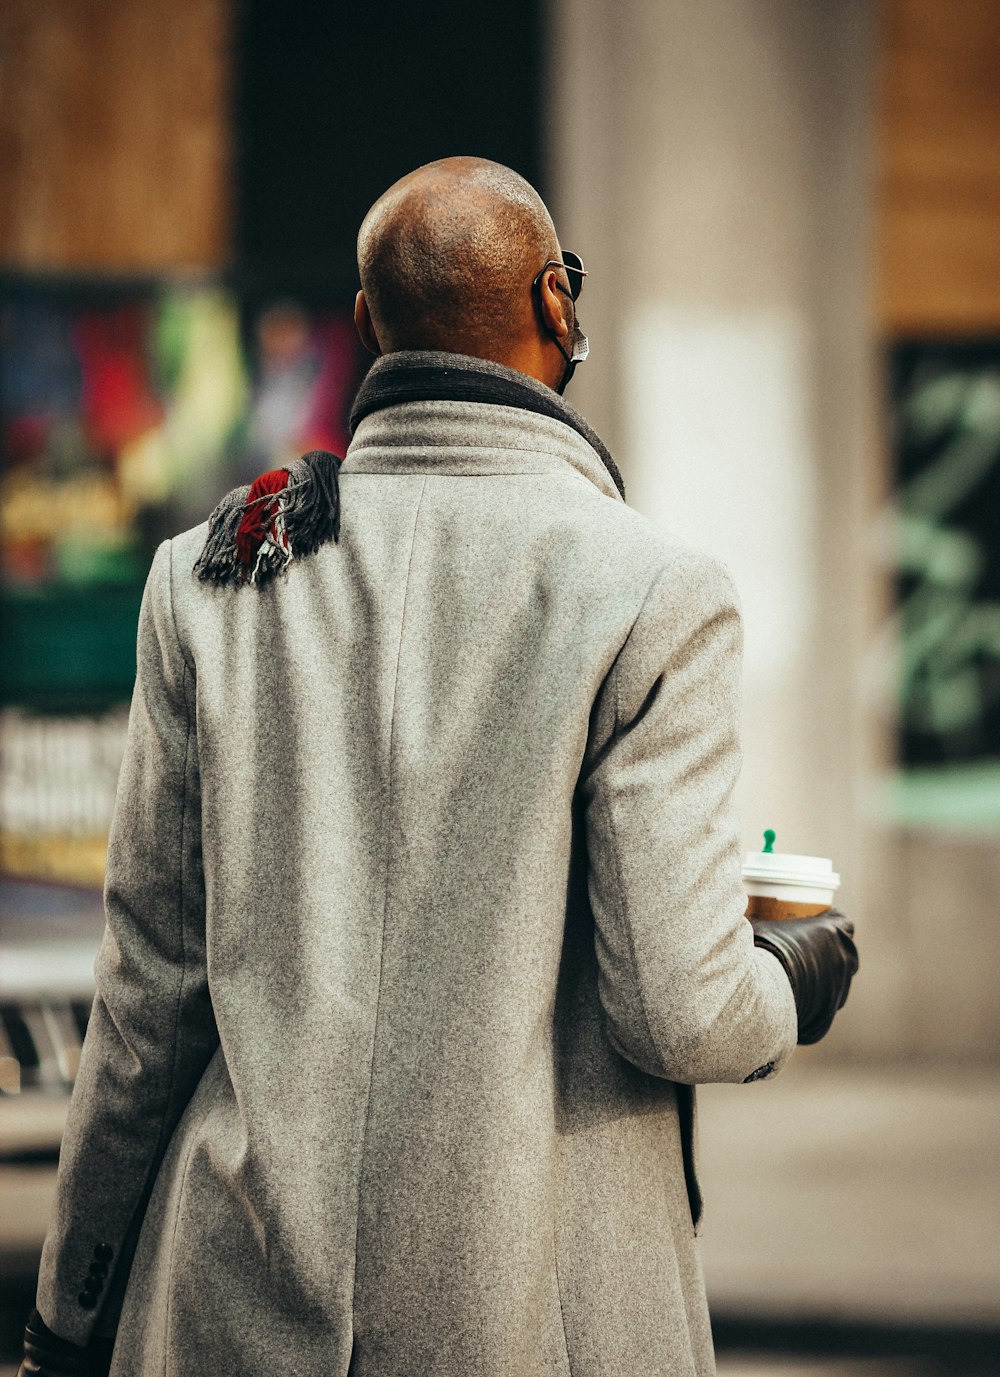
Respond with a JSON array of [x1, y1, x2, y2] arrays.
[[762, 829, 776, 854]]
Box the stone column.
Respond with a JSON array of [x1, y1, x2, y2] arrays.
[[546, 0, 896, 1057]]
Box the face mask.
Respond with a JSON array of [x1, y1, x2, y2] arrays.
[[553, 300, 589, 396]]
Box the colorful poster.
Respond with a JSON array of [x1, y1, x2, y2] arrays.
[[0, 279, 367, 881], [1, 281, 366, 592]]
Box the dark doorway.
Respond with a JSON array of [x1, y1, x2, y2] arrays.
[[234, 0, 544, 298]]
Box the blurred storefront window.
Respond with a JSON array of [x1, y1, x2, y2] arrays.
[[884, 344, 1000, 829], [0, 277, 365, 884]]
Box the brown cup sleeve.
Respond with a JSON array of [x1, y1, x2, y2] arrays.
[[744, 895, 833, 921]]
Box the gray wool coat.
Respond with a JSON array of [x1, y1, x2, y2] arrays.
[[36, 397, 797, 1377]]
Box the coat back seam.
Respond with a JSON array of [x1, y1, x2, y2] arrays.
[[349, 475, 428, 1340]]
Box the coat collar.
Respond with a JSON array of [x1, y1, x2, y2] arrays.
[[344, 350, 625, 503], [346, 400, 624, 503]]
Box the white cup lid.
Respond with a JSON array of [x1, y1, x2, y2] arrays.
[[741, 850, 840, 890]]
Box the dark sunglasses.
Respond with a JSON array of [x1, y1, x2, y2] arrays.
[[532, 250, 587, 302]]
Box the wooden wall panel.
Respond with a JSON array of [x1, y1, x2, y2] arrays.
[[878, 0, 1000, 334], [878, 0, 1000, 335], [0, 0, 231, 270]]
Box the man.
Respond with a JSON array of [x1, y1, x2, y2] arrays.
[[22, 157, 856, 1377]]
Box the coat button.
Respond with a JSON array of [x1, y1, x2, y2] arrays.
[[88, 1261, 108, 1281], [78, 1290, 98, 1309], [742, 1061, 775, 1084], [93, 1243, 114, 1262]]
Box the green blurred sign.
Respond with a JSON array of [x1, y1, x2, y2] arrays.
[[1, 583, 143, 711]]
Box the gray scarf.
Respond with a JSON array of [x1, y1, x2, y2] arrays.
[[350, 350, 625, 500], [195, 350, 624, 587]]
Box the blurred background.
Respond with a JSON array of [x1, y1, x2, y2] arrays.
[[0, 1, 998, 1373]]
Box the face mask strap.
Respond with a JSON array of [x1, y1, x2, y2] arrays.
[[549, 284, 589, 395]]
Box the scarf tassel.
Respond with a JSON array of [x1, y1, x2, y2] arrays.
[[193, 449, 342, 588]]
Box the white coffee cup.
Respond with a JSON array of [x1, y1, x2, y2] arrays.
[[742, 835, 840, 921]]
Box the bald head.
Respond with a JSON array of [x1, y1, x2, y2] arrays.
[[356, 156, 562, 365]]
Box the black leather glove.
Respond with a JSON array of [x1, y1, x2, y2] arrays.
[[18, 1310, 113, 1377], [750, 908, 858, 1044]]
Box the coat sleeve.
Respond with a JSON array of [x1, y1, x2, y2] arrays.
[[35, 539, 219, 1346], [580, 549, 797, 1085]]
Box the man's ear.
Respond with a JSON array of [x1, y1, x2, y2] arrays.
[[536, 269, 571, 343], [354, 290, 382, 356]]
